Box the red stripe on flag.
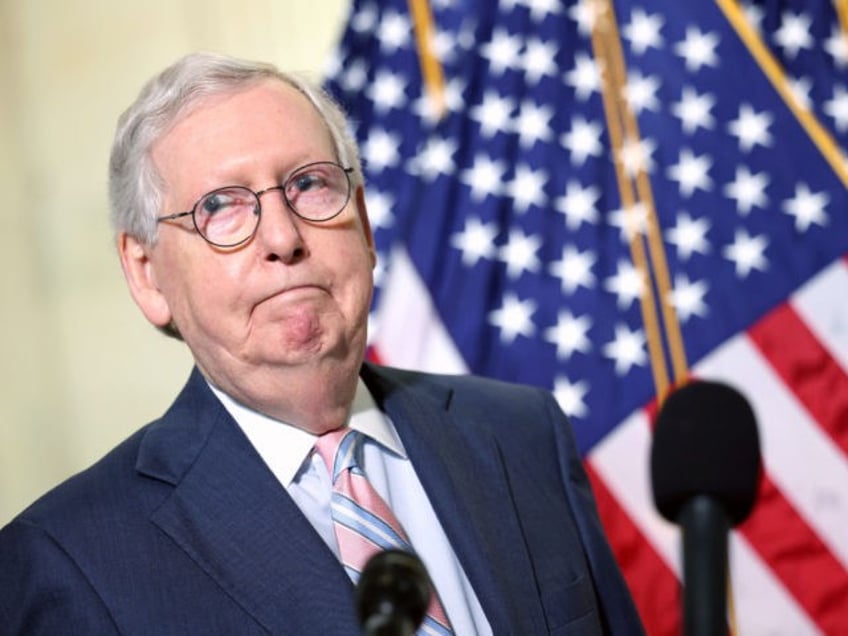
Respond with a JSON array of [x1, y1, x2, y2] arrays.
[[366, 344, 385, 365], [739, 474, 848, 634], [748, 303, 848, 454], [584, 462, 680, 636]]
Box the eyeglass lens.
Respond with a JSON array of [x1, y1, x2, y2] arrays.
[[194, 162, 351, 247]]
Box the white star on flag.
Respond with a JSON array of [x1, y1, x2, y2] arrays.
[[488, 293, 537, 344]]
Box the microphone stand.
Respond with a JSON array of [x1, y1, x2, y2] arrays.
[[680, 495, 730, 636]]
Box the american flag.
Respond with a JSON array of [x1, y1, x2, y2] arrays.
[[323, 0, 848, 633]]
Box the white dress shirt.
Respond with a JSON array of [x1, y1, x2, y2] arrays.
[[209, 379, 492, 636]]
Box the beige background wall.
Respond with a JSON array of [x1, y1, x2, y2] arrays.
[[0, 0, 350, 525]]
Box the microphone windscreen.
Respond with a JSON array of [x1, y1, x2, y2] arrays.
[[651, 380, 761, 526], [356, 549, 431, 634]]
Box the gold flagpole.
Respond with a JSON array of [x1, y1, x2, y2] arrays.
[[408, 0, 447, 119]]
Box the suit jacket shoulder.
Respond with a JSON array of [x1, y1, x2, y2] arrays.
[[0, 368, 355, 635], [361, 363, 644, 635]]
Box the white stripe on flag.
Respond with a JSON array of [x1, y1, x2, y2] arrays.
[[373, 246, 468, 374], [729, 534, 822, 636]]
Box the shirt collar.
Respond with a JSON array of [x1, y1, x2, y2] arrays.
[[208, 376, 406, 486]]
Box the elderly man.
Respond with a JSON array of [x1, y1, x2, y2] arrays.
[[0, 53, 643, 634]]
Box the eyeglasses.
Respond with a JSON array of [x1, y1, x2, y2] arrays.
[[156, 161, 354, 247]]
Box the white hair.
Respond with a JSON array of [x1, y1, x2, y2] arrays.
[[108, 51, 362, 244]]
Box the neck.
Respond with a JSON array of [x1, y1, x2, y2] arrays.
[[201, 356, 363, 435]]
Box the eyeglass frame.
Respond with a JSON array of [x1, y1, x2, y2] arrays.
[[155, 161, 356, 248]]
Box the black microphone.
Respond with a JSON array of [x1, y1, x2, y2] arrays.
[[650, 380, 761, 636], [355, 549, 432, 636]]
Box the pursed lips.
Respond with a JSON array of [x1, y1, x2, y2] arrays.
[[259, 283, 329, 306]]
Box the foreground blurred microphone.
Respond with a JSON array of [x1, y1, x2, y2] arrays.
[[651, 380, 761, 636], [356, 550, 432, 636]]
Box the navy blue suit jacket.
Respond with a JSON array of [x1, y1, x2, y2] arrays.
[[0, 364, 643, 635]]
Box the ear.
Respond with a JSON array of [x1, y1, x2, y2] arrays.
[[117, 232, 173, 328], [354, 186, 377, 269]]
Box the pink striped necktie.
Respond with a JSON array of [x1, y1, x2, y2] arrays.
[[314, 428, 454, 636]]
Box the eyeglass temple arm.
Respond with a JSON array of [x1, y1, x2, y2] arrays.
[[156, 211, 193, 223]]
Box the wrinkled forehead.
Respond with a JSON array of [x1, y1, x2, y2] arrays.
[[151, 79, 338, 185]]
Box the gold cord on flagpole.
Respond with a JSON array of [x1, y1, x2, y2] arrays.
[[638, 169, 689, 385], [718, 0, 848, 188], [600, 2, 689, 388], [408, 0, 447, 119], [590, 3, 671, 401], [590, 0, 698, 403]]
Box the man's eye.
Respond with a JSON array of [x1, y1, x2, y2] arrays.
[[202, 194, 228, 213], [293, 174, 325, 192], [201, 192, 245, 214]]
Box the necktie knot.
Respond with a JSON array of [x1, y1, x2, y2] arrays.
[[314, 428, 361, 483]]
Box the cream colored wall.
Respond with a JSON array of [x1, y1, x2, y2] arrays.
[[0, 0, 350, 524]]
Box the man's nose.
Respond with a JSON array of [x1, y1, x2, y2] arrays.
[[255, 187, 307, 263]]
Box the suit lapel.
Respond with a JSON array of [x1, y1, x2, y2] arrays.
[[135, 366, 548, 634], [136, 369, 359, 634], [361, 364, 547, 635]]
